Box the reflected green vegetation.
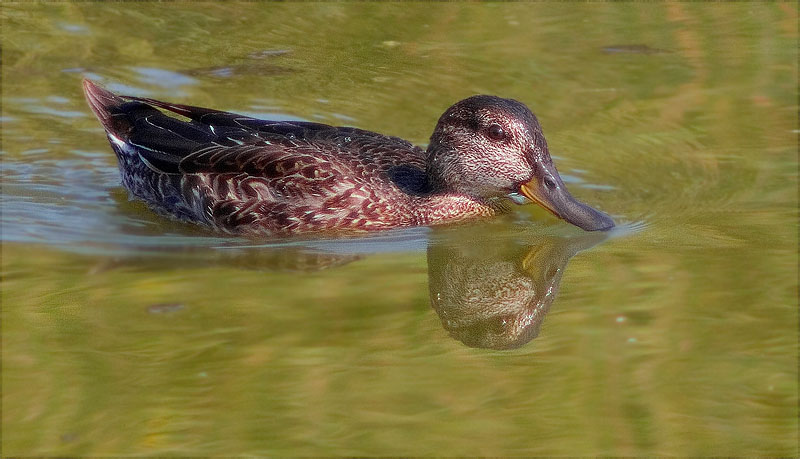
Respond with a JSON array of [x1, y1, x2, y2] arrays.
[[1, 2, 797, 456]]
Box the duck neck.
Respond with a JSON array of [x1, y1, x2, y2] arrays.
[[419, 143, 498, 225], [424, 142, 453, 194], [412, 194, 497, 227]]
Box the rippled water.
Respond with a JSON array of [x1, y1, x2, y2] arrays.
[[2, 3, 797, 456]]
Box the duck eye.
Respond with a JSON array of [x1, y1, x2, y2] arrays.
[[487, 124, 505, 141]]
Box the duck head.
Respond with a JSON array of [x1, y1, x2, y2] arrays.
[[426, 95, 614, 231]]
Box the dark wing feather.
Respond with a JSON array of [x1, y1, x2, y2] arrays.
[[124, 95, 222, 121], [114, 88, 427, 196], [118, 105, 268, 174], [126, 95, 334, 137], [126, 94, 396, 144]]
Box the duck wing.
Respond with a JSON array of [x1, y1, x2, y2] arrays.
[[125, 94, 361, 144], [84, 80, 340, 175], [83, 79, 426, 196], [122, 111, 360, 195]]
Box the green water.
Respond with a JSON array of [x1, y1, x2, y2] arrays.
[[1, 3, 797, 456]]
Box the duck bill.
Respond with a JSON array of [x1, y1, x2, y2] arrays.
[[519, 179, 614, 232]]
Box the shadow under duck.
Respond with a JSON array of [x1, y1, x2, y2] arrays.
[[83, 80, 613, 235]]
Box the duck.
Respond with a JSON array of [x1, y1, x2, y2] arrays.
[[82, 79, 614, 235]]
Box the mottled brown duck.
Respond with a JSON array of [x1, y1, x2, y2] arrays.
[[83, 80, 613, 235]]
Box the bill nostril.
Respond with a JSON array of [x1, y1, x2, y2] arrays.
[[543, 177, 556, 190]]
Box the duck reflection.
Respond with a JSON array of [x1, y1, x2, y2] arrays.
[[427, 231, 606, 350], [89, 221, 606, 349]]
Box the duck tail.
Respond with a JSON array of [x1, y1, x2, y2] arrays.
[[82, 79, 133, 140]]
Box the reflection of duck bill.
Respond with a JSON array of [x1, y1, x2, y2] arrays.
[[519, 178, 614, 232]]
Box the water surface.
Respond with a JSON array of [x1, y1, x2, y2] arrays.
[[2, 3, 797, 456]]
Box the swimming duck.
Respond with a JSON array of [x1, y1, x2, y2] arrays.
[[83, 79, 613, 235]]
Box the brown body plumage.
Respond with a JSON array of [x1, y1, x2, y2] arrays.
[[83, 80, 613, 235]]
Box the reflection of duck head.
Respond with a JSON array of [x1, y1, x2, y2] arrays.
[[427, 230, 606, 349]]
